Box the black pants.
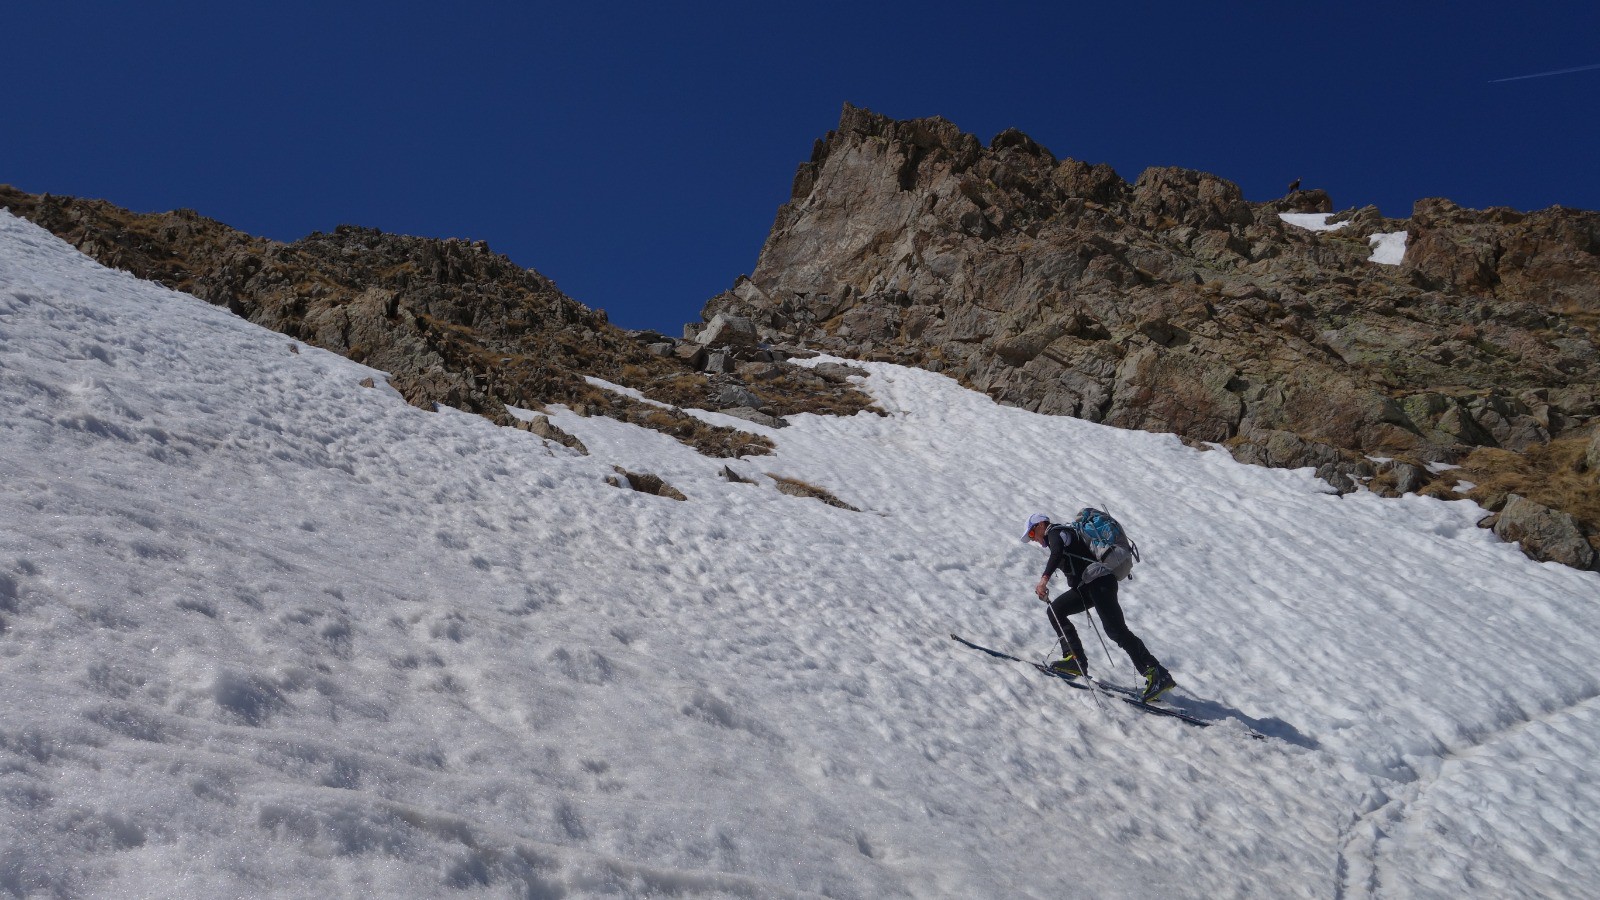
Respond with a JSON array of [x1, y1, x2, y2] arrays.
[[1047, 577, 1160, 674]]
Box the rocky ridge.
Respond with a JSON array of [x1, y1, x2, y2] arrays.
[[702, 104, 1600, 568], [0, 187, 878, 461]]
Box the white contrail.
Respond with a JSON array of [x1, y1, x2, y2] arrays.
[[1489, 62, 1600, 83]]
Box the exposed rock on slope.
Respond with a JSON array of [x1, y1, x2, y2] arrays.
[[703, 103, 1600, 566], [0, 188, 876, 459]]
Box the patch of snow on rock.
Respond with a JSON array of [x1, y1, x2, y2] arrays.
[[1368, 230, 1409, 265], [1279, 212, 1351, 232]]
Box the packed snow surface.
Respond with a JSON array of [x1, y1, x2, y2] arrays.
[[1369, 231, 1409, 265], [3, 211, 1599, 898], [1279, 212, 1351, 232]]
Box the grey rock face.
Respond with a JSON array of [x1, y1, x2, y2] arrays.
[[1493, 494, 1597, 570]]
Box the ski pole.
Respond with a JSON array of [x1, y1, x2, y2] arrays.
[[1085, 608, 1115, 669], [1043, 594, 1106, 710]]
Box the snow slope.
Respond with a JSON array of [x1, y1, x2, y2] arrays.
[[2, 210, 1598, 898]]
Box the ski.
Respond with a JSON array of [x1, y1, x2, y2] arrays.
[[950, 633, 1263, 738]]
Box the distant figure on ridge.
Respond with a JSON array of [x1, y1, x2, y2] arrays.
[[1023, 511, 1175, 702], [1287, 177, 1302, 193]]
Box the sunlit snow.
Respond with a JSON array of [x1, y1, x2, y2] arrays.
[[2, 211, 1597, 898], [1279, 212, 1351, 232], [1368, 231, 1409, 265]]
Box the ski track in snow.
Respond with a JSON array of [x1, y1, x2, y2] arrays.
[[2, 210, 1599, 898], [1337, 691, 1600, 899]]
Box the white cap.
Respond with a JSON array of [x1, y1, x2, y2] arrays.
[[1022, 513, 1049, 541]]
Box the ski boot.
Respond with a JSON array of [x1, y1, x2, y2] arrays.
[[1141, 665, 1176, 703], [1048, 654, 1086, 678]]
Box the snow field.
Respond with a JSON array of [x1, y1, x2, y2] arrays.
[[2, 210, 1598, 898]]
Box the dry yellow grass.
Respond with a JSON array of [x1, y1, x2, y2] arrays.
[[1443, 433, 1600, 552]]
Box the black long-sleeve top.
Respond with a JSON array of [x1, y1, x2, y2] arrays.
[[1042, 525, 1096, 587]]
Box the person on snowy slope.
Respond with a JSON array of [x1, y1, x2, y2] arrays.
[[1023, 513, 1176, 702]]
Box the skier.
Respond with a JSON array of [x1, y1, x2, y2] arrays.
[[1022, 513, 1176, 702]]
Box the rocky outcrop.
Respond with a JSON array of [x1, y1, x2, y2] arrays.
[[703, 103, 1600, 567], [768, 474, 860, 511], [606, 467, 688, 501], [519, 415, 588, 455], [1491, 495, 1596, 570], [0, 187, 882, 460], [0, 188, 650, 417]]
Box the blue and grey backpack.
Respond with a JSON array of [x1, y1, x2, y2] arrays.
[[1072, 507, 1140, 581]]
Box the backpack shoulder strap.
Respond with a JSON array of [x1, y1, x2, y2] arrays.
[[1045, 523, 1076, 542]]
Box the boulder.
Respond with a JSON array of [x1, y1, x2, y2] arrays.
[[1493, 494, 1596, 570], [519, 415, 588, 455], [1315, 463, 1358, 495], [736, 362, 784, 381], [1388, 461, 1426, 494], [1468, 395, 1549, 451], [704, 350, 737, 374], [673, 343, 708, 369], [714, 384, 763, 409], [1435, 400, 1498, 447], [697, 314, 759, 350], [812, 362, 869, 383]]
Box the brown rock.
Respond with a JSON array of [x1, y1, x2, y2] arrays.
[[521, 415, 588, 455], [694, 105, 1600, 568], [610, 467, 687, 501], [1105, 347, 1241, 443]]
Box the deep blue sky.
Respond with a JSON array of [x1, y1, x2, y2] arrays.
[[8, 2, 1598, 332]]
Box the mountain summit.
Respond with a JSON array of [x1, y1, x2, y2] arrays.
[[703, 103, 1600, 567]]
